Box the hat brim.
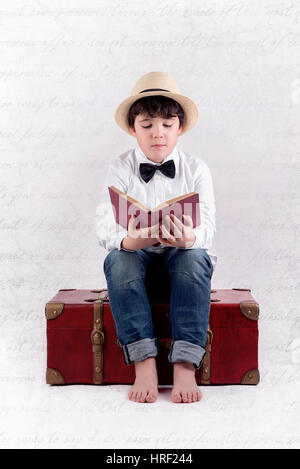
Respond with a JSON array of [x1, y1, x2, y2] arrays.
[[114, 91, 199, 136]]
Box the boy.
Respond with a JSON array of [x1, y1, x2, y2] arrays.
[[94, 72, 217, 403]]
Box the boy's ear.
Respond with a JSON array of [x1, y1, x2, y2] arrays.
[[129, 126, 136, 137]]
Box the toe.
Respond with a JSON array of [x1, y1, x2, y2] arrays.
[[146, 391, 157, 403], [182, 392, 189, 403], [171, 391, 182, 403]]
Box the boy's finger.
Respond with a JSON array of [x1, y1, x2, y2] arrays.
[[147, 221, 160, 237], [161, 224, 172, 239], [171, 219, 183, 238], [163, 215, 181, 238], [130, 215, 138, 229], [164, 214, 181, 238], [170, 213, 183, 228], [182, 214, 193, 226], [156, 231, 170, 244]]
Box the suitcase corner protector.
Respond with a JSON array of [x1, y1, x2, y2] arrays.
[[45, 303, 64, 320], [46, 368, 65, 385], [239, 301, 259, 321], [241, 368, 260, 385]]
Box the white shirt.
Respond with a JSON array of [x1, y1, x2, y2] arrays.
[[94, 143, 217, 272]]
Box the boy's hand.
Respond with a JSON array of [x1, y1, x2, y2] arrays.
[[156, 214, 196, 248], [128, 214, 160, 239]]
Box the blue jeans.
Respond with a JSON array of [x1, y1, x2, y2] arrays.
[[103, 247, 213, 370]]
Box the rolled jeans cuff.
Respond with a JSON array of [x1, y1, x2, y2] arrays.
[[122, 337, 158, 366], [168, 340, 206, 370]]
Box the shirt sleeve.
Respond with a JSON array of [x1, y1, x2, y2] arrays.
[[94, 158, 133, 252], [179, 160, 216, 250]]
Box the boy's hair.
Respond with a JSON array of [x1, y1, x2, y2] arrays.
[[128, 96, 185, 130]]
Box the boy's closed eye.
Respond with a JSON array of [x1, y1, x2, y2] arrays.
[[142, 124, 173, 129]]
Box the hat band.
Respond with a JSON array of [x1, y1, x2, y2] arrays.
[[139, 88, 170, 93]]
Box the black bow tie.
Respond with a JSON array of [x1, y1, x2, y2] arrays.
[[139, 159, 176, 183]]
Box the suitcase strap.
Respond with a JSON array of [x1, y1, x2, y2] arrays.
[[91, 301, 105, 384], [199, 326, 213, 385]]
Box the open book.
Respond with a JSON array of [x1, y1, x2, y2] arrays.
[[108, 185, 200, 230]]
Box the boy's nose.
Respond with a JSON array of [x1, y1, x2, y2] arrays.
[[151, 125, 164, 137]]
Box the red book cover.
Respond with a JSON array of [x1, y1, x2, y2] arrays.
[[108, 185, 200, 230]]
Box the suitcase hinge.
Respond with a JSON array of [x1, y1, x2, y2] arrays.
[[98, 289, 109, 302], [89, 289, 109, 302]]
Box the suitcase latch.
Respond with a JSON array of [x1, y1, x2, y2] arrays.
[[91, 330, 105, 347]]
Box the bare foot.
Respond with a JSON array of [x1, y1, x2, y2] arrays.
[[171, 362, 202, 403], [128, 357, 158, 403]]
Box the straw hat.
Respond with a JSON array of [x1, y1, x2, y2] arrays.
[[114, 71, 199, 136]]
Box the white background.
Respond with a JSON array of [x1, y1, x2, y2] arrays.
[[0, 0, 300, 449]]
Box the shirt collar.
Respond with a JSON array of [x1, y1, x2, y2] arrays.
[[134, 142, 179, 169]]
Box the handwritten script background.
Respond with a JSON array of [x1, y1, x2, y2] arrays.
[[0, 0, 299, 449]]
